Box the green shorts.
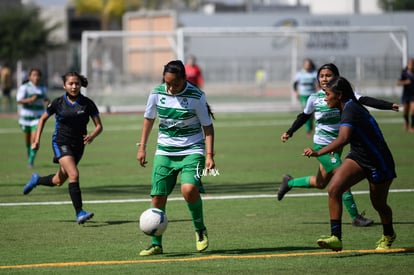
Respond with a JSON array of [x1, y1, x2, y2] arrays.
[[150, 154, 205, 196], [20, 125, 37, 133], [315, 144, 342, 173]]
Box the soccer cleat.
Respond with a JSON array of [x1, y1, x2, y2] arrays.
[[23, 173, 40, 195], [139, 244, 163, 256], [76, 210, 94, 224], [277, 174, 292, 201], [375, 233, 397, 250], [317, 235, 343, 252], [196, 229, 209, 252], [352, 214, 374, 227]]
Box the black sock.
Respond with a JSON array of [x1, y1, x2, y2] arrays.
[[68, 182, 82, 214], [411, 115, 414, 128], [383, 223, 394, 236], [330, 219, 342, 240], [403, 114, 409, 125], [37, 174, 55, 187]]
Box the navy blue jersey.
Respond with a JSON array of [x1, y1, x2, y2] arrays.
[[47, 94, 99, 146], [399, 68, 414, 102], [341, 100, 396, 182]]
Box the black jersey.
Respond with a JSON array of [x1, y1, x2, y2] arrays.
[[341, 100, 396, 182], [47, 94, 99, 146], [399, 68, 414, 102]]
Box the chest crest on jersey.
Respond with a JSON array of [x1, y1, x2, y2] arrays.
[[180, 97, 189, 108]]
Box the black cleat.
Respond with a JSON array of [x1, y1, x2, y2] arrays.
[[278, 174, 293, 201]]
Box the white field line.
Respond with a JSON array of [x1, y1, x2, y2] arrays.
[[1, 189, 413, 207], [0, 117, 403, 134]]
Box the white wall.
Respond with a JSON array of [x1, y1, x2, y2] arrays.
[[310, 0, 382, 14]]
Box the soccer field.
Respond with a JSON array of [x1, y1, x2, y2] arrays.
[[0, 111, 413, 274]]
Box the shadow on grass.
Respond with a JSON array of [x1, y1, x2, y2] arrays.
[[59, 218, 192, 227], [83, 181, 279, 196], [162, 246, 319, 258], [207, 246, 317, 255]]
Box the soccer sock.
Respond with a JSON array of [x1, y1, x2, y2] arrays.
[[68, 182, 83, 214], [383, 223, 395, 236], [411, 115, 414, 128], [288, 176, 311, 188], [342, 191, 359, 220], [330, 219, 342, 240], [305, 119, 312, 133], [403, 114, 409, 126], [28, 147, 37, 165], [151, 206, 165, 247], [37, 174, 55, 187], [187, 198, 205, 231]]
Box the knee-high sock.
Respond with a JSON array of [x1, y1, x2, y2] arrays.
[[187, 198, 205, 231], [288, 176, 311, 188], [342, 191, 359, 220], [151, 206, 165, 246], [28, 147, 37, 165], [68, 182, 82, 214], [330, 219, 342, 240], [37, 174, 55, 186]]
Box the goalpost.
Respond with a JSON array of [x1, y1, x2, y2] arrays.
[[81, 26, 408, 112]]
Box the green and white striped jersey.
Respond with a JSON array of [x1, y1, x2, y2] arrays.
[[304, 89, 340, 145], [144, 82, 212, 156], [16, 82, 48, 127]]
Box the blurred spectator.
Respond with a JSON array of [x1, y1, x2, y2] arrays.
[[185, 55, 204, 88], [1, 62, 13, 112]]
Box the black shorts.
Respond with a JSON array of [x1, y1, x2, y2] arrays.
[[52, 142, 84, 164], [401, 90, 414, 103], [346, 152, 396, 184]]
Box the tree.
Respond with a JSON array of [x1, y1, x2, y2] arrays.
[[378, 0, 414, 11], [0, 5, 61, 65]]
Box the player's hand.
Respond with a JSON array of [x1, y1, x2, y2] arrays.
[[83, 134, 95, 144], [205, 157, 215, 170], [303, 147, 317, 157], [391, 103, 400, 112], [31, 142, 39, 151], [137, 150, 148, 167], [281, 132, 290, 142]]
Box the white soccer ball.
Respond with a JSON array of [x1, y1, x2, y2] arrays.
[[139, 208, 168, 236]]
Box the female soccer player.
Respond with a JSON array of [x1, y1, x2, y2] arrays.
[[22, 72, 103, 225], [397, 58, 414, 132], [303, 76, 396, 251], [16, 68, 49, 168], [137, 60, 215, 256], [279, 63, 399, 227], [292, 58, 319, 136]]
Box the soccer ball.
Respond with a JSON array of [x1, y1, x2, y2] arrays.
[[139, 208, 168, 236]]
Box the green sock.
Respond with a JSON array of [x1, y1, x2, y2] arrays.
[[288, 176, 311, 188], [342, 191, 359, 220], [151, 206, 165, 246], [28, 147, 37, 165], [187, 198, 205, 231]]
